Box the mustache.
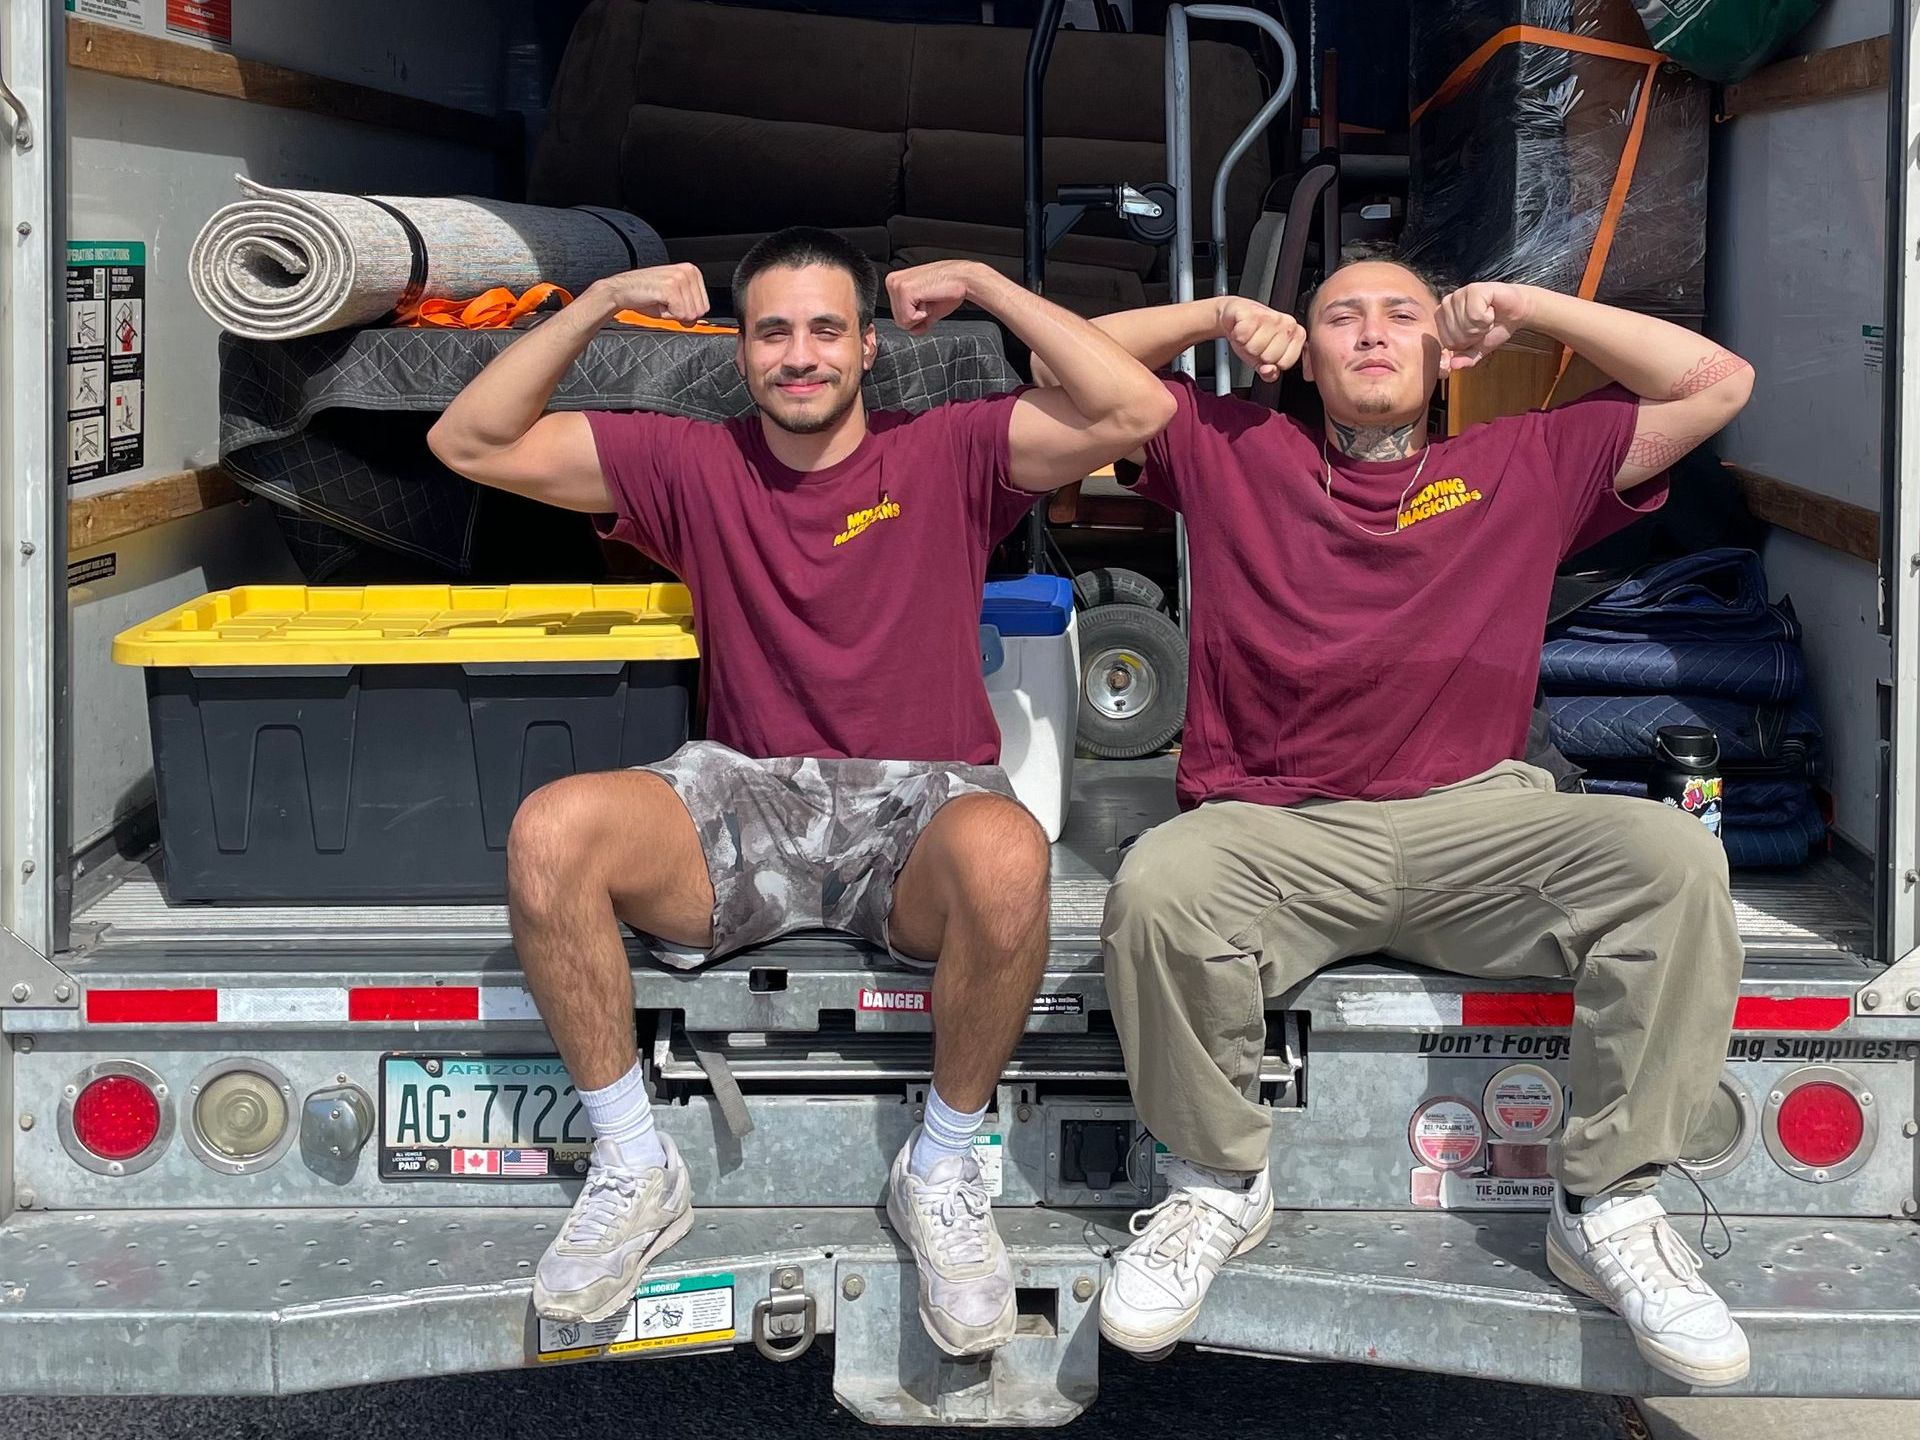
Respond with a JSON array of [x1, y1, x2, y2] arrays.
[[766, 367, 844, 385]]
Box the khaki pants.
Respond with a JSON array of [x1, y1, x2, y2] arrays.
[[1102, 761, 1743, 1196]]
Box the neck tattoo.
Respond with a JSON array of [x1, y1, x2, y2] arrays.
[[1329, 418, 1421, 462]]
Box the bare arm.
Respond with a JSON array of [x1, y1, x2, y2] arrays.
[[1025, 296, 1304, 466], [888, 261, 1178, 492], [1438, 283, 1755, 492], [426, 263, 709, 511], [1030, 296, 1305, 385]]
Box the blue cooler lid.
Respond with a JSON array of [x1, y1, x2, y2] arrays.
[[981, 575, 1073, 637]]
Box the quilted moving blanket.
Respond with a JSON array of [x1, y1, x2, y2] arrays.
[[1550, 548, 1800, 644], [219, 321, 1022, 575]]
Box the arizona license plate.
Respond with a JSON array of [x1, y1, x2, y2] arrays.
[[380, 1054, 593, 1180]]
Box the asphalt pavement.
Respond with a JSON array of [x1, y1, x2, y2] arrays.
[[5, 1347, 1642, 1440]]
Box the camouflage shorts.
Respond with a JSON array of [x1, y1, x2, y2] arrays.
[[639, 741, 1019, 966]]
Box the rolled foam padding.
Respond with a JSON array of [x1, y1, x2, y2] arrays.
[[189, 175, 667, 340]]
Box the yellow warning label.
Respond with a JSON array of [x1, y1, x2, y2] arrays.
[[608, 1327, 736, 1354], [536, 1345, 605, 1363], [533, 1271, 737, 1362]]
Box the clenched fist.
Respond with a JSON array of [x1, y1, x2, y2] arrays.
[[1435, 282, 1538, 372], [1217, 297, 1305, 382], [886, 260, 987, 336], [589, 263, 711, 324]]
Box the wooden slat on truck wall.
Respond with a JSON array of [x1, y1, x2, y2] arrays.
[[1722, 35, 1890, 118], [66, 18, 519, 151], [1443, 338, 1611, 435], [1723, 462, 1881, 564], [68, 468, 242, 555]]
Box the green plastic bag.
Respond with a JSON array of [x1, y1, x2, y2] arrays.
[[1631, 0, 1824, 83]]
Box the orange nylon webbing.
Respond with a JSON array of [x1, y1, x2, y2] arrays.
[[1410, 24, 1667, 401], [403, 283, 738, 334]]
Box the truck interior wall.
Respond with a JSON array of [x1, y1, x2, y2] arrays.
[[62, 2, 507, 858], [1706, 1, 1891, 856], [1790, 0, 1893, 49]]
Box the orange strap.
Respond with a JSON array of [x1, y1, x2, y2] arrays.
[[403, 283, 739, 335], [406, 283, 571, 329], [1409, 25, 1664, 126], [1411, 25, 1666, 402], [613, 308, 738, 336]]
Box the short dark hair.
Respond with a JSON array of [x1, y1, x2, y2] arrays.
[[1300, 242, 1453, 324], [731, 226, 880, 329]]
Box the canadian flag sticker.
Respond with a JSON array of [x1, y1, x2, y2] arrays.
[[452, 1148, 501, 1175]]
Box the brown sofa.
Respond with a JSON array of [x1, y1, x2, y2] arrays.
[[528, 0, 1271, 316]]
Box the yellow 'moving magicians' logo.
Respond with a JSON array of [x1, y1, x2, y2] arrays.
[[834, 494, 902, 547], [1397, 477, 1483, 531]]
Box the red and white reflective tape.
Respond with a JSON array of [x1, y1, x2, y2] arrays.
[[84, 985, 542, 1026], [1333, 990, 1850, 1033]]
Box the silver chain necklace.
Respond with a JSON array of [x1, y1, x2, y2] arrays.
[[1321, 437, 1430, 538]]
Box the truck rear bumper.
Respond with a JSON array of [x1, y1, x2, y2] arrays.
[[2, 1206, 1915, 1413]]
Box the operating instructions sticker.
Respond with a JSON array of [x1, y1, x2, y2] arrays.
[[65, 0, 147, 27], [537, 1271, 736, 1362], [66, 241, 145, 483], [972, 1132, 1004, 1196]]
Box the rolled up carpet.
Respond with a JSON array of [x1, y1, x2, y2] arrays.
[[189, 176, 667, 340]]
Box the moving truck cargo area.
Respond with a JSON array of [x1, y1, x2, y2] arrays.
[[2, 0, 1918, 1421]]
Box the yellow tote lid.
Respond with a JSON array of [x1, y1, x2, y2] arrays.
[[113, 583, 699, 667]]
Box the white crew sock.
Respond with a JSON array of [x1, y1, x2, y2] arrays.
[[577, 1059, 668, 1172], [911, 1084, 988, 1178]]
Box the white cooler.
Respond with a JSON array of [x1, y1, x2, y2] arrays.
[[981, 576, 1080, 840]]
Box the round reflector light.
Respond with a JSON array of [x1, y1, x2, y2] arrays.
[[1763, 1065, 1877, 1183], [1774, 1082, 1864, 1169], [72, 1074, 161, 1160], [184, 1058, 298, 1175], [1678, 1073, 1757, 1180], [196, 1071, 287, 1158]]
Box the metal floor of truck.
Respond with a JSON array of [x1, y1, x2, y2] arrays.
[[74, 755, 1877, 970]]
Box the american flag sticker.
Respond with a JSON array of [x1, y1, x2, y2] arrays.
[[503, 1148, 550, 1177], [452, 1148, 501, 1176]]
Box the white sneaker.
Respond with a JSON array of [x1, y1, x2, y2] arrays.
[[533, 1135, 695, 1324], [1546, 1187, 1750, 1388], [1099, 1158, 1273, 1355], [886, 1133, 1018, 1356]]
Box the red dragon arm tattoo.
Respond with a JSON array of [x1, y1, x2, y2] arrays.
[[1669, 349, 1751, 400]]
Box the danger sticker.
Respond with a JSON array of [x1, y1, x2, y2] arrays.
[[1482, 1064, 1564, 1141], [858, 987, 928, 1012], [537, 1271, 735, 1362], [1408, 1096, 1484, 1172]]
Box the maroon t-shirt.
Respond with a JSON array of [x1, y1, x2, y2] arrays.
[[588, 393, 1035, 763], [1136, 377, 1662, 809]]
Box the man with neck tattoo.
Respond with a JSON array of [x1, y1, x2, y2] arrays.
[[1035, 248, 1759, 1386]]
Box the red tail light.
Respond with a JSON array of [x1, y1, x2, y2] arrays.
[[72, 1074, 161, 1160], [1765, 1067, 1877, 1182], [1774, 1082, 1863, 1168]]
